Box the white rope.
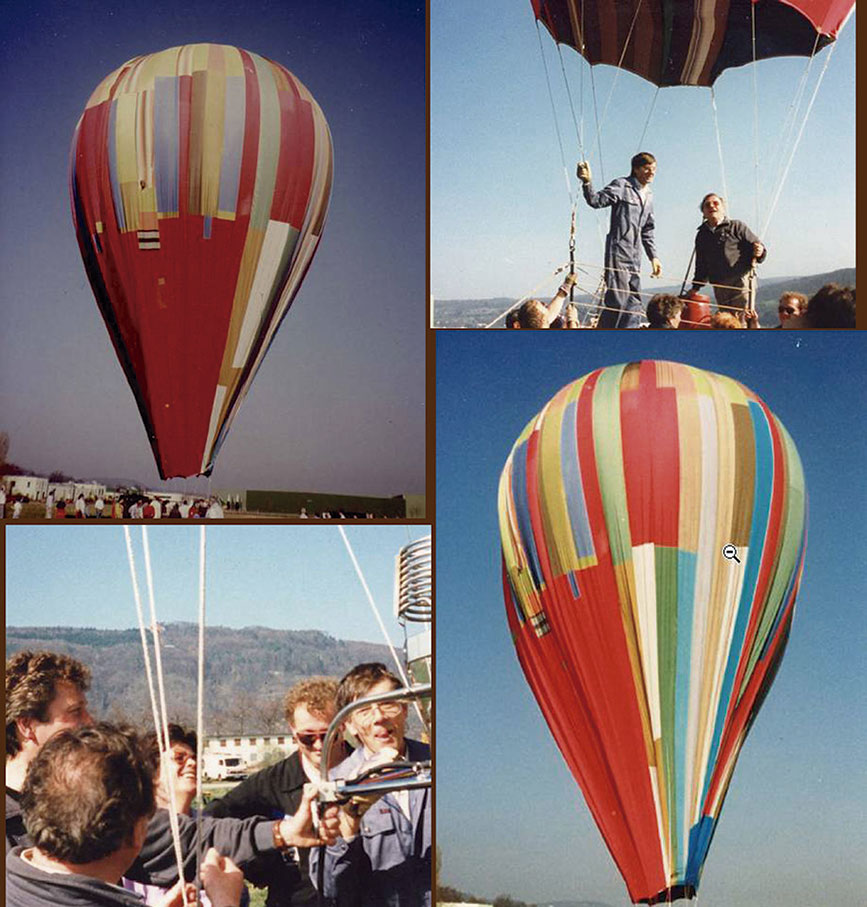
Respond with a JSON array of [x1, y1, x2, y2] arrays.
[[709, 87, 729, 205], [766, 40, 819, 210], [761, 37, 838, 238], [536, 22, 575, 207], [124, 528, 190, 904], [195, 526, 206, 905], [141, 527, 190, 904], [751, 2, 760, 229], [337, 527, 427, 729]]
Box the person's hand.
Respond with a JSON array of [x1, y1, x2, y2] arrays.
[[563, 272, 577, 288], [200, 848, 244, 907], [564, 303, 579, 327], [154, 880, 199, 907], [279, 783, 340, 848], [651, 258, 662, 278], [576, 161, 591, 183], [753, 242, 765, 259], [745, 307, 759, 329]]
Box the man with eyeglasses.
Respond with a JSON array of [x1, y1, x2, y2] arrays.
[[310, 662, 431, 907], [690, 193, 766, 321], [206, 677, 349, 907], [775, 291, 807, 328]]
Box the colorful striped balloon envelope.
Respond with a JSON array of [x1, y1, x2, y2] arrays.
[[70, 44, 333, 478], [498, 361, 807, 904]]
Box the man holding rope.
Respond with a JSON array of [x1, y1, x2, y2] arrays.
[[6, 723, 340, 907], [576, 152, 662, 330], [6, 651, 339, 897], [689, 193, 766, 320]]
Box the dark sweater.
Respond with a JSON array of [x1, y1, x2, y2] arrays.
[[206, 750, 326, 907]]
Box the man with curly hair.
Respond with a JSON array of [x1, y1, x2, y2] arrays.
[[6, 723, 334, 907], [206, 677, 349, 907], [6, 653, 339, 895], [6, 651, 94, 849]]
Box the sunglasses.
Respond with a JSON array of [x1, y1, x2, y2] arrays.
[[294, 730, 328, 746], [778, 307, 797, 315]]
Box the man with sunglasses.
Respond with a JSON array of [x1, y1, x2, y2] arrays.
[[206, 678, 349, 907], [310, 662, 431, 907], [690, 193, 766, 321]]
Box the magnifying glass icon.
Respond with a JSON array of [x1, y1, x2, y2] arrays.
[[722, 544, 741, 564]]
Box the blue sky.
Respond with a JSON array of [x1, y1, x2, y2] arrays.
[[436, 331, 867, 906], [5, 524, 429, 648], [431, 2, 855, 299], [0, 0, 425, 496]]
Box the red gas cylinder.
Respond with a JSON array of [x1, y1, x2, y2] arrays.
[[679, 291, 712, 329]]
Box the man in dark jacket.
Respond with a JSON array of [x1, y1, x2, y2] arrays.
[[6, 723, 337, 907], [690, 193, 766, 319], [206, 677, 350, 907], [5, 651, 326, 889], [577, 152, 662, 329]]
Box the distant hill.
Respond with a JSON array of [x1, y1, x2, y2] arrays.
[[6, 623, 391, 733], [433, 268, 855, 328]]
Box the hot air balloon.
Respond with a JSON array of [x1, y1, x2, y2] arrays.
[[70, 44, 333, 478], [531, 0, 853, 88], [497, 360, 806, 903]]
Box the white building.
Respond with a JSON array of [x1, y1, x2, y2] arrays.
[[203, 732, 298, 778], [3, 475, 48, 500]]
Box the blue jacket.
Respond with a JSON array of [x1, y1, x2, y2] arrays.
[[582, 175, 656, 266], [310, 739, 431, 907]]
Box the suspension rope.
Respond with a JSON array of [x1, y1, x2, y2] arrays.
[[124, 528, 190, 904], [635, 86, 661, 153], [709, 87, 729, 205], [762, 35, 839, 238], [557, 44, 585, 158], [767, 36, 820, 209], [195, 527, 206, 906], [337, 527, 428, 733], [751, 2, 760, 228], [536, 22, 575, 204]]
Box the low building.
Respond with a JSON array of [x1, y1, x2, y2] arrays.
[[3, 475, 49, 500], [203, 732, 298, 778]]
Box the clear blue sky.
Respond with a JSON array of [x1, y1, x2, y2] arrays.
[[436, 331, 867, 906], [5, 523, 428, 649], [431, 2, 855, 299], [0, 0, 425, 496]]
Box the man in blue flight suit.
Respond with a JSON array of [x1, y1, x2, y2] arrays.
[[576, 152, 662, 329], [310, 663, 430, 907]]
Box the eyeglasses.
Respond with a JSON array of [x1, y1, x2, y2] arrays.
[[778, 307, 797, 315], [353, 701, 404, 723], [294, 730, 328, 747]]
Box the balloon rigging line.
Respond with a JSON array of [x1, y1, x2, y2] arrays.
[[124, 527, 190, 905], [337, 526, 428, 733], [195, 526, 206, 906], [709, 87, 730, 207], [536, 21, 575, 207], [635, 87, 660, 154], [141, 527, 190, 904], [751, 2, 761, 230], [762, 32, 838, 239], [557, 43, 585, 160], [767, 36, 819, 211]]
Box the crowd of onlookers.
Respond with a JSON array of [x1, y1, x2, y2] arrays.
[[6, 651, 430, 907], [506, 281, 855, 330], [0, 489, 227, 520], [645, 283, 855, 329]]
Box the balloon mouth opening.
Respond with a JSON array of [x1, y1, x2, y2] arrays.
[[640, 884, 697, 904]]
